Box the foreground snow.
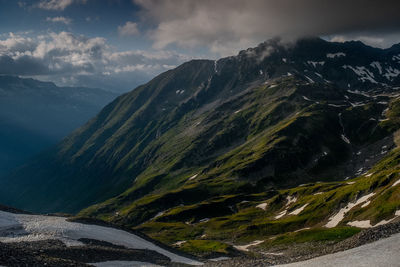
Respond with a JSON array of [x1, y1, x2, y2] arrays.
[[277, 232, 400, 267], [91, 261, 161, 267], [0, 211, 202, 266]]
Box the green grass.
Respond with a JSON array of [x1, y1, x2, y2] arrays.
[[260, 227, 361, 248], [75, 78, 400, 257], [177, 240, 232, 257]]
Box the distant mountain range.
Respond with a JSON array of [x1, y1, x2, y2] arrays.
[[0, 38, 400, 257], [0, 75, 117, 176]]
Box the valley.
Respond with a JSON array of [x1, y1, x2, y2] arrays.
[[0, 76, 117, 176], [1, 38, 400, 266]]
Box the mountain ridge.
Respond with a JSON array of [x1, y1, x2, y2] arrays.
[[0, 37, 399, 216]]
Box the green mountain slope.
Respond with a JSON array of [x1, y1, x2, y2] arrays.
[[0, 37, 399, 220]]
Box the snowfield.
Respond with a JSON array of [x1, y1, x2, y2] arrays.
[[91, 261, 161, 267], [0, 211, 202, 266], [277, 232, 400, 267]]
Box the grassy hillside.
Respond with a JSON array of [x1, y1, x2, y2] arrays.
[[79, 131, 400, 257], [74, 82, 400, 256]]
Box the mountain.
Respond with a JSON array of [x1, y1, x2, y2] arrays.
[[0, 37, 399, 220], [0, 75, 117, 176]]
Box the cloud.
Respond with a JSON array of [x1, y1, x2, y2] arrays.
[[0, 32, 189, 92], [46, 16, 72, 25], [37, 0, 86, 11], [134, 0, 400, 56], [118, 22, 140, 36], [328, 33, 400, 48]]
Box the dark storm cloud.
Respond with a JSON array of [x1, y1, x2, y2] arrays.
[[135, 0, 400, 55], [0, 55, 49, 75]]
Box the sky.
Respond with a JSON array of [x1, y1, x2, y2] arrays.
[[0, 0, 400, 92]]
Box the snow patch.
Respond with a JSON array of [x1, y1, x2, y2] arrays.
[[304, 75, 315, 83], [347, 220, 372, 228], [327, 52, 346, 58], [275, 195, 297, 219], [286, 195, 297, 205], [307, 61, 325, 68], [341, 134, 351, 144], [289, 204, 309, 215], [209, 257, 231, 261], [234, 240, 264, 251], [189, 174, 199, 181], [325, 193, 375, 228], [256, 203, 268, 210], [392, 179, 400, 188], [338, 113, 351, 144], [328, 103, 346, 107], [347, 90, 371, 98], [150, 211, 165, 221], [294, 227, 311, 233], [173, 241, 187, 246], [370, 62, 382, 74], [275, 210, 287, 219], [361, 201, 371, 208], [262, 252, 284, 256], [343, 65, 377, 84], [91, 261, 162, 267], [348, 210, 400, 228], [383, 67, 400, 80]]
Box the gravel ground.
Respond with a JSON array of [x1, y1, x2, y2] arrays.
[[279, 232, 400, 267], [0, 239, 170, 267], [205, 221, 400, 266]]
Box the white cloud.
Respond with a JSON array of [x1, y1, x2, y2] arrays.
[[37, 0, 86, 11], [328, 33, 400, 48], [118, 22, 140, 36], [0, 32, 188, 92], [46, 16, 72, 25]]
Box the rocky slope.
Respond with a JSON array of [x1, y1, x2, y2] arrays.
[[0, 37, 400, 257], [0, 75, 117, 176]]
